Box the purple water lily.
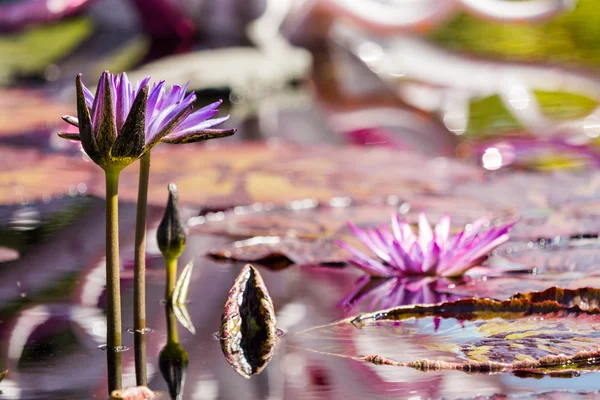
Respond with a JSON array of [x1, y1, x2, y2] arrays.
[[336, 213, 515, 277], [59, 71, 235, 171]]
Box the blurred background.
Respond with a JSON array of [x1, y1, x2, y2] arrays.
[[3, 0, 600, 167], [2, 0, 600, 399]]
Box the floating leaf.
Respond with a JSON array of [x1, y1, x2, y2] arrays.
[[296, 293, 600, 377], [209, 237, 347, 270], [104, 144, 482, 207], [219, 264, 278, 378]]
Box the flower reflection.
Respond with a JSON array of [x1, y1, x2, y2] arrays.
[[339, 275, 460, 312]]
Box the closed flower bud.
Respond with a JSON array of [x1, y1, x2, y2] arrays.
[[157, 184, 186, 260]]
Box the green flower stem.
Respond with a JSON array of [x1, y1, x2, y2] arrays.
[[166, 304, 179, 344], [133, 152, 151, 386], [165, 256, 178, 303], [105, 170, 123, 393]]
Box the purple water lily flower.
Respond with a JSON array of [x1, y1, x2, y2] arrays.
[[336, 213, 515, 277], [59, 71, 235, 171]]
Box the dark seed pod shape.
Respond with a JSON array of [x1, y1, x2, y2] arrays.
[[219, 264, 278, 378]]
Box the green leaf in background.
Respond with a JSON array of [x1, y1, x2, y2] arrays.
[[467, 94, 522, 136], [465, 91, 597, 136], [534, 90, 598, 120], [0, 18, 92, 84], [428, 0, 600, 71]]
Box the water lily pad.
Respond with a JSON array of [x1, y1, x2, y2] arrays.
[[209, 236, 347, 270], [0, 146, 99, 206], [296, 294, 600, 376], [107, 144, 482, 207]]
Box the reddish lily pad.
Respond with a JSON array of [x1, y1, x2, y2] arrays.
[[0, 89, 71, 137], [295, 293, 600, 377], [104, 143, 483, 207], [0, 146, 99, 205], [449, 275, 600, 301], [209, 236, 346, 270]]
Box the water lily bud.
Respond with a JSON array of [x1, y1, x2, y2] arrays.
[[157, 184, 186, 260], [219, 264, 279, 378], [159, 342, 188, 400]]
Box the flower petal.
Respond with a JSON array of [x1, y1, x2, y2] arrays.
[[145, 97, 195, 149], [418, 212, 433, 253], [57, 132, 81, 141], [161, 128, 236, 144], [95, 71, 118, 157], [335, 240, 392, 277], [111, 84, 148, 165], [434, 214, 451, 249], [62, 115, 79, 127], [75, 74, 100, 163]]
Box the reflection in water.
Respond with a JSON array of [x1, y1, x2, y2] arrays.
[[339, 276, 460, 312], [159, 305, 188, 400]]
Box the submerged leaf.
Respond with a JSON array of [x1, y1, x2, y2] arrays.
[[219, 264, 278, 378]]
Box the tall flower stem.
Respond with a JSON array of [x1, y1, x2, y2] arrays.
[[165, 257, 178, 303], [133, 152, 151, 386], [105, 170, 123, 393]]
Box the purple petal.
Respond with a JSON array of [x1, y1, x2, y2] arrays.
[[82, 84, 94, 109], [418, 212, 433, 253], [434, 214, 451, 248], [391, 212, 403, 242], [386, 240, 406, 272], [421, 241, 440, 275], [409, 242, 424, 272], [392, 240, 417, 274], [146, 80, 166, 124], [177, 100, 223, 130], [91, 71, 107, 134], [348, 223, 390, 263], [335, 240, 392, 277], [116, 73, 130, 131]]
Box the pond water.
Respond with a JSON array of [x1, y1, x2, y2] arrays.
[[4, 0, 600, 399]]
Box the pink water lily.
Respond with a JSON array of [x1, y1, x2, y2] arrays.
[[336, 213, 515, 277]]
